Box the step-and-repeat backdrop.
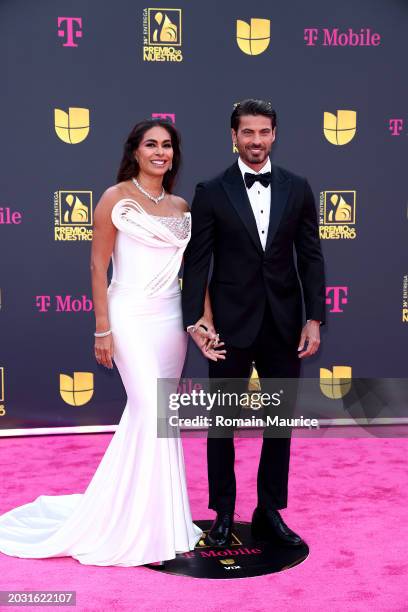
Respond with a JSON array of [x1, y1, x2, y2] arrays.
[[1, 0, 407, 433]]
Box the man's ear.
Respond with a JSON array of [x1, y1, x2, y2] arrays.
[[231, 128, 237, 146], [271, 126, 277, 143]]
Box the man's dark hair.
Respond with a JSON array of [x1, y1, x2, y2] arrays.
[[231, 99, 277, 132]]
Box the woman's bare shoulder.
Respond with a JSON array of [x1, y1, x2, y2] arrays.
[[97, 183, 130, 209], [94, 183, 130, 224], [169, 194, 190, 213]]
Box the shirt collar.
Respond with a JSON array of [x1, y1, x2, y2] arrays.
[[238, 156, 271, 179]]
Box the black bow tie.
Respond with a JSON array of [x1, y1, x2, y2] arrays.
[[244, 171, 272, 189]]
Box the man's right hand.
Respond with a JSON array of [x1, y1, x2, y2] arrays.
[[187, 316, 227, 362]]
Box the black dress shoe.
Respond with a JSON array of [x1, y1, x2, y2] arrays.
[[251, 507, 304, 547], [204, 512, 234, 548]]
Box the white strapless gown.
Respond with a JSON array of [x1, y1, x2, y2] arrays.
[[0, 199, 202, 566]]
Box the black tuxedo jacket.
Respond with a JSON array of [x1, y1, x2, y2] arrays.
[[182, 161, 326, 348]]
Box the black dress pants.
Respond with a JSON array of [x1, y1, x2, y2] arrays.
[[208, 304, 301, 514]]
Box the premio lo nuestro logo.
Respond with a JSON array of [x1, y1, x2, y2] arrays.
[[320, 366, 352, 399], [402, 275, 408, 323], [319, 191, 356, 240], [60, 372, 94, 406], [236, 18, 270, 55], [323, 110, 356, 145], [143, 8, 182, 62], [54, 190, 93, 241], [54, 107, 90, 144]]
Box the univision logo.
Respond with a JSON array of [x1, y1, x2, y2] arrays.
[[320, 366, 352, 399], [60, 372, 94, 406], [54, 107, 90, 144], [236, 18, 270, 55], [323, 110, 356, 145]]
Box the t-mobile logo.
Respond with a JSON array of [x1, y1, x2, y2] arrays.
[[326, 286, 349, 313], [389, 119, 404, 136], [58, 17, 83, 48]]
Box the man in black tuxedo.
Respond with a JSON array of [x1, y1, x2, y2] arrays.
[[182, 99, 325, 547]]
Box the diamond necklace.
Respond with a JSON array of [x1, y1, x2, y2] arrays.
[[132, 177, 165, 205]]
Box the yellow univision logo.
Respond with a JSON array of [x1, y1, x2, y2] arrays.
[[54, 107, 90, 144], [60, 372, 94, 406], [323, 110, 356, 145], [236, 18, 270, 55], [320, 366, 352, 399]]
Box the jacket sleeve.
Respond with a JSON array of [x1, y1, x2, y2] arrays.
[[182, 183, 215, 329], [294, 179, 326, 325]]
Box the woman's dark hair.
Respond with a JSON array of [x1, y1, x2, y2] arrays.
[[231, 99, 277, 132], [116, 118, 181, 193]]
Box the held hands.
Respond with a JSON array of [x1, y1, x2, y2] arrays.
[[297, 320, 320, 358], [188, 316, 227, 362], [94, 334, 114, 369]]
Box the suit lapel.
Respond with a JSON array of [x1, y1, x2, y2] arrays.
[[221, 162, 263, 253], [265, 165, 292, 252]]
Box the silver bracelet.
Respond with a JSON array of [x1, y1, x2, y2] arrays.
[[94, 329, 112, 338]]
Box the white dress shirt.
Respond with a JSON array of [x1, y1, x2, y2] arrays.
[[237, 156, 320, 326], [238, 156, 271, 250]]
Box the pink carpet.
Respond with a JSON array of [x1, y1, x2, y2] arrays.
[[0, 433, 406, 611]]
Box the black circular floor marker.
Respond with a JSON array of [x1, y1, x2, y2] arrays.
[[146, 520, 309, 579]]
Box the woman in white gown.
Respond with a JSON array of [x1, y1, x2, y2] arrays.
[[0, 119, 225, 567]]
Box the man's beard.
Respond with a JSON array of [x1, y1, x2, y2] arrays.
[[242, 147, 269, 164]]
